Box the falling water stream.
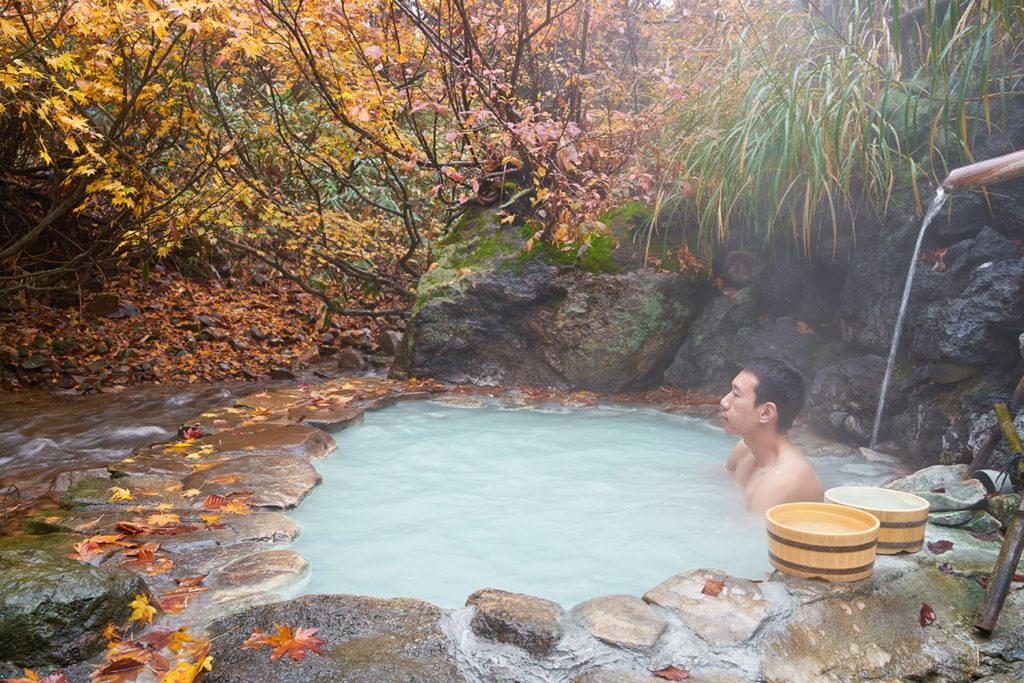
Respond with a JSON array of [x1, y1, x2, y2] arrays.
[[870, 189, 947, 448]]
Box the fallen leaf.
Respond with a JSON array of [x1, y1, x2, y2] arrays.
[[938, 563, 953, 574], [73, 516, 105, 531], [128, 593, 157, 625], [919, 602, 936, 627], [146, 512, 181, 527], [968, 531, 997, 542], [652, 665, 690, 680], [931, 487, 946, 493], [927, 540, 954, 555], [90, 656, 146, 682], [795, 321, 811, 334], [976, 576, 990, 589], [239, 622, 328, 663], [108, 487, 133, 502], [700, 577, 725, 597]]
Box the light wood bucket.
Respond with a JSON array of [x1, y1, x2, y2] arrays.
[[825, 486, 929, 554], [766, 503, 879, 582]]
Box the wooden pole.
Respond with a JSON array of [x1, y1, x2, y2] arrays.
[[974, 496, 1024, 634], [973, 402, 1024, 634]]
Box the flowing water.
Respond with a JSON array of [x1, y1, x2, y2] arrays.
[[0, 382, 271, 500], [870, 189, 947, 448], [288, 399, 900, 608]]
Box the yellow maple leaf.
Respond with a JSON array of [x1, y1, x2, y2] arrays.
[[128, 593, 157, 624], [108, 487, 133, 502], [200, 514, 224, 524], [102, 622, 120, 642], [182, 488, 202, 497], [147, 512, 181, 527]]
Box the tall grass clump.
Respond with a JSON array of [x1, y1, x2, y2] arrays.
[[655, 0, 1023, 260]]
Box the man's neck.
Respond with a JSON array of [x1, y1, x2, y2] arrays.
[[743, 428, 788, 467]]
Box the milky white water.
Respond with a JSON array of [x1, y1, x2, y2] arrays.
[[287, 399, 898, 608]]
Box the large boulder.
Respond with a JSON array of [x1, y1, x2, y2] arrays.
[[394, 207, 700, 391], [0, 546, 149, 669], [204, 593, 463, 682]]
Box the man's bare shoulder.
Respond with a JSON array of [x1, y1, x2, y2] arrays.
[[747, 453, 824, 513]]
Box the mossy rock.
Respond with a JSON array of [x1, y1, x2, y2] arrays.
[[0, 532, 80, 555], [0, 548, 149, 668]]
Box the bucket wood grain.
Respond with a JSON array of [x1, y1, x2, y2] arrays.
[[825, 486, 929, 554], [766, 503, 879, 582]]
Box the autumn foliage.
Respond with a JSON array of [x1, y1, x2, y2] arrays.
[[0, 0, 740, 314]]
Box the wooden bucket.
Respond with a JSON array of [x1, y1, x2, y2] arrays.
[[766, 502, 879, 582], [825, 486, 929, 554]]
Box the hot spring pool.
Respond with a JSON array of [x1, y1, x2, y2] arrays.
[[287, 399, 898, 608]]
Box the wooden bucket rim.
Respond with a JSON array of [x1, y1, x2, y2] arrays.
[[824, 486, 930, 514], [766, 502, 880, 537]]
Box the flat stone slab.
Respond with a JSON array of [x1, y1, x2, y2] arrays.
[[194, 423, 335, 460], [204, 594, 463, 682], [915, 479, 987, 512], [60, 475, 189, 511], [183, 453, 321, 510], [210, 549, 309, 605], [144, 511, 301, 556], [643, 569, 770, 645], [884, 464, 969, 492], [234, 388, 310, 412], [466, 587, 565, 657], [571, 594, 665, 651], [287, 404, 365, 432]]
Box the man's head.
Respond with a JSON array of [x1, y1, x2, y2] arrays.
[[720, 358, 805, 435], [740, 357, 805, 431]]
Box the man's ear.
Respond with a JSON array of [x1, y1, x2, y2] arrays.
[[758, 401, 778, 425]]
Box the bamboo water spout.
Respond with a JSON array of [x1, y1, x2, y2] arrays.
[[942, 149, 1024, 193]]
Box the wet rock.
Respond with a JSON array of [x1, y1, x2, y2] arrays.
[[806, 354, 890, 443], [928, 362, 979, 384], [209, 549, 309, 608], [963, 511, 1003, 534], [884, 464, 969, 492], [183, 453, 321, 510], [204, 594, 462, 682], [269, 368, 296, 380], [52, 467, 114, 493], [377, 329, 403, 355], [338, 347, 366, 370], [911, 260, 1024, 365], [760, 558, 981, 681], [914, 479, 987, 512], [571, 594, 665, 651], [643, 569, 770, 646], [235, 388, 308, 412], [400, 206, 699, 392], [666, 307, 824, 391], [929, 510, 975, 526], [0, 549, 149, 668], [60, 475, 188, 511], [195, 423, 335, 460], [466, 587, 565, 657], [287, 403, 364, 432], [143, 511, 300, 555], [990, 494, 1020, 528]]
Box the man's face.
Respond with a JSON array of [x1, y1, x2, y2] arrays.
[[720, 370, 762, 436]]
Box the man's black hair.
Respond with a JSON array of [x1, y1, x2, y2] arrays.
[[741, 357, 805, 431]]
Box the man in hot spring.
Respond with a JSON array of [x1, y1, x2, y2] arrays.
[[720, 357, 824, 514]]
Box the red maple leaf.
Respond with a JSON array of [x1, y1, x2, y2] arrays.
[[927, 540, 953, 555], [919, 602, 936, 627], [239, 622, 328, 663], [652, 665, 690, 680], [700, 577, 725, 597]]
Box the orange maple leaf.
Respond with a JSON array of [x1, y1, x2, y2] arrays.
[[239, 622, 328, 663], [6, 670, 68, 683], [795, 321, 811, 334]]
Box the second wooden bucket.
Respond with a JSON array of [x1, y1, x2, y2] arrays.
[[825, 486, 929, 554], [766, 502, 880, 582]]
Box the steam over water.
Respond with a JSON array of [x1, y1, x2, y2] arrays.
[[289, 400, 897, 608]]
